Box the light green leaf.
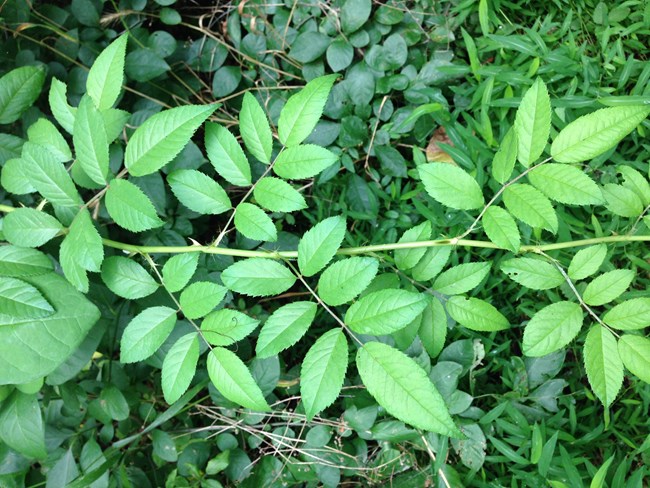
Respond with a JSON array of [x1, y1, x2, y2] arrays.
[[0, 272, 100, 385], [201, 309, 260, 346], [527, 164, 604, 205], [602, 183, 643, 217], [253, 177, 307, 213], [492, 126, 517, 183], [126, 104, 217, 176], [603, 298, 650, 330], [418, 296, 447, 359], [551, 105, 650, 163], [256, 301, 317, 358], [22, 142, 81, 207], [300, 329, 348, 420], [0, 66, 46, 124], [503, 183, 558, 233], [48, 78, 76, 134], [482, 206, 520, 252], [590, 455, 615, 488], [73, 96, 109, 185], [568, 244, 607, 281], [0, 391, 46, 458], [432, 262, 491, 295], [27, 118, 72, 162], [318, 257, 379, 306], [583, 270, 634, 306], [618, 166, 650, 206], [221, 258, 296, 297], [59, 209, 104, 292], [419, 163, 484, 210], [345, 289, 426, 335], [105, 179, 164, 232], [412, 245, 451, 282], [298, 216, 346, 277], [273, 144, 339, 180], [59, 245, 89, 293], [102, 108, 130, 142], [207, 347, 271, 411], [162, 332, 200, 404], [1, 158, 35, 195], [356, 341, 461, 437], [618, 335, 650, 383], [0, 276, 54, 319], [86, 34, 127, 110], [101, 256, 159, 299], [3, 208, 62, 248], [500, 257, 564, 290], [523, 301, 583, 357], [162, 253, 199, 292], [179, 281, 227, 320], [394, 221, 432, 271], [168, 169, 231, 215], [514, 78, 551, 167], [234, 202, 277, 242], [205, 122, 251, 186], [239, 92, 272, 163], [446, 296, 509, 332], [278, 74, 338, 147], [584, 325, 624, 408], [121, 306, 177, 363], [0, 246, 53, 277]]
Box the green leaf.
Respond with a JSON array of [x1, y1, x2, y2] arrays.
[[105, 179, 164, 232], [491, 127, 517, 184], [298, 216, 346, 277], [602, 183, 643, 217], [205, 122, 252, 186], [273, 144, 339, 180], [394, 221, 432, 271], [221, 258, 296, 297], [551, 105, 650, 163], [446, 296, 509, 332], [59, 209, 104, 292], [168, 169, 231, 215], [0, 66, 46, 124], [326, 38, 354, 72], [500, 257, 564, 290], [412, 245, 451, 282], [201, 309, 260, 346], [583, 270, 634, 306], [568, 244, 607, 281], [207, 347, 271, 411], [418, 296, 447, 359], [239, 92, 272, 163], [278, 74, 337, 147], [514, 78, 551, 167], [1, 157, 35, 195], [618, 166, 650, 206], [234, 203, 277, 242], [318, 257, 379, 306], [590, 455, 615, 488], [162, 253, 199, 292], [340, 0, 371, 33], [3, 208, 62, 248], [86, 34, 127, 110], [345, 289, 427, 335], [48, 78, 76, 134], [126, 104, 217, 176], [300, 329, 348, 420], [179, 281, 227, 320], [101, 256, 159, 299], [0, 391, 46, 458], [617, 335, 650, 383], [523, 301, 584, 357], [356, 341, 461, 437], [503, 183, 558, 233], [73, 96, 109, 185], [482, 206, 520, 252], [0, 245, 53, 277], [0, 276, 54, 319], [27, 118, 72, 162], [256, 302, 317, 358], [120, 306, 177, 363], [432, 262, 491, 295], [290, 32, 331, 63], [419, 163, 484, 210], [22, 142, 81, 207], [253, 177, 307, 213], [102, 108, 129, 142], [603, 298, 650, 330], [0, 272, 100, 384], [162, 332, 200, 404], [527, 164, 604, 205], [584, 325, 624, 408]]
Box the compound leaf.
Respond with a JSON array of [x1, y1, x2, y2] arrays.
[[523, 301, 583, 357], [3, 208, 62, 248], [0, 246, 53, 277], [515, 78, 551, 167], [273, 144, 338, 180], [234, 202, 277, 242], [105, 179, 164, 232], [179, 282, 227, 320], [86, 34, 127, 110], [618, 335, 650, 383], [298, 216, 346, 277], [256, 301, 317, 358], [492, 127, 517, 183], [433, 262, 491, 295], [73, 96, 109, 185], [568, 244, 607, 281], [221, 258, 296, 297], [446, 296, 509, 332], [584, 325, 623, 408], [168, 169, 231, 215], [253, 177, 307, 213], [583, 270, 634, 306], [527, 164, 604, 205], [482, 206, 520, 252], [318, 257, 379, 306], [0, 276, 54, 320], [345, 289, 426, 335], [161, 332, 200, 404], [239, 92, 272, 163], [602, 184, 643, 217], [120, 306, 177, 363], [201, 309, 260, 346], [0, 66, 46, 124], [503, 183, 558, 233], [0, 391, 46, 458], [162, 253, 199, 293], [27, 118, 71, 162], [412, 246, 452, 282], [101, 256, 159, 299], [603, 298, 650, 330], [48, 78, 76, 134], [501, 257, 564, 290], [394, 221, 432, 271], [419, 163, 484, 210], [205, 122, 251, 186]]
